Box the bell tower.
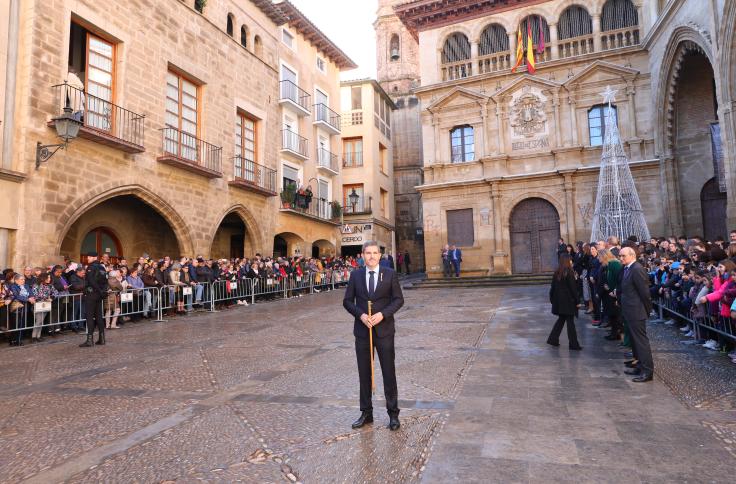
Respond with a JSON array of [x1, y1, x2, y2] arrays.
[[375, 0, 425, 271]]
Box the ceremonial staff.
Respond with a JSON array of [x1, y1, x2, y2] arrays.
[[368, 300, 375, 394]]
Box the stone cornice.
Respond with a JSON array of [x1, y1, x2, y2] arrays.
[[0, 167, 27, 183]]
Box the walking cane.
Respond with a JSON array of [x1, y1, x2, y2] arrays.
[[368, 300, 375, 395]]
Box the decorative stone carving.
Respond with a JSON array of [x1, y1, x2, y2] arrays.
[[510, 87, 547, 138]]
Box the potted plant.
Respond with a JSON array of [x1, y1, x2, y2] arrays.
[[195, 0, 207, 13], [280, 183, 296, 208], [330, 200, 342, 220]]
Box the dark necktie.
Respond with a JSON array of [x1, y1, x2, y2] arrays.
[[624, 265, 630, 279], [368, 270, 375, 297]]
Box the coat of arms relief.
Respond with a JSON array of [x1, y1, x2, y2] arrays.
[[509, 86, 547, 139]]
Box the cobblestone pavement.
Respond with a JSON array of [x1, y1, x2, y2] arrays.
[[1, 286, 734, 483]]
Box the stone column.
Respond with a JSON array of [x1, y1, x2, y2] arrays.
[[593, 14, 602, 52], [0, 229, 8, 270], [508, 32, 517, 66], [470, 41, 478, 60], [552, 92, 562, 148], [719, 105, 736, 229], [2, 0, 20, 170], [495, 103, 504, 154], [490, 180, 507, 273], [549, 22, 559, 60], [481, 102, 489, 158], [432, 114, 441, 164], [626, 82, 638, 139], [562, 172, 576, 242], [568, 96, 579, 146]]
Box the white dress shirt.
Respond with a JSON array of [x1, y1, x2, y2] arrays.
[[365, 264, 380, 295]]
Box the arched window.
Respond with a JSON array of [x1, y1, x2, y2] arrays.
[[450, 125, 474, 163], [588, 104, 617, 146], [81, 227, 122, 264], [479, 24, 509, 55], [226, 13, 234, 37], [601, 0, 638, 31], [254, 35, 263, 57], [520, 16, 551, 63], [240, 25, 248, 48], [390, 34, 400, 61], [441, 32, 471, 64], [558, 6, 592, 40]]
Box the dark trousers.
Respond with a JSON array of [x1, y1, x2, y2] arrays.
[[628, 318, 653, 374], [85, 292, 104, 336], [547, 314, 580, 348], [451, 260, 460, 277], [355, 331, 399, 417]]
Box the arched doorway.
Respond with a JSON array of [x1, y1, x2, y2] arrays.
[[60, 195, 182, 261], [211, 212, 247, 259], [81, 227, 122, 264], [701, 178, 727, 242], [274, 235, 288, 258], [510, 198, 560, 274], [312, 239, 335, 258], [273, 232, 305, 258]]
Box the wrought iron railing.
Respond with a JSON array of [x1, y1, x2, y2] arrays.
[[343, 151, 363, 167], [317, 148, 339, 173], [314, 103, 341, 132], [344, 197, 371, 215], [233, 157, 276, 193], [52, 82, 145, 148], [280, 80, 311, 112], [160, 126, 222, 173], [281, 129, 308, 158]]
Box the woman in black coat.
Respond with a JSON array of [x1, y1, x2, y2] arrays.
[[546, 254, 583, 350]]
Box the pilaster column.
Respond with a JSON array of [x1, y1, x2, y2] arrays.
[[481, 102, 490, 157], [432, 115, 441, 164], [549, 23, 558, 60], [495, 104, 504, 154], [592, 14, 602, 52], [552, 92, 562, 148], [470, 41, 478, 60], [490, 180, 507, 273], [626, 82, 638, 139], [568, 96, 579, 146], [562, 172, 576, 242]]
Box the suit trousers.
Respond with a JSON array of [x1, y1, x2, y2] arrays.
[[85, 292, 104, 337], [628, 318, 653, 374], [355, 329, 399, 417]]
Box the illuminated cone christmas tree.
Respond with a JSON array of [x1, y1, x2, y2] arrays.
[[590, 86, 650, 243]]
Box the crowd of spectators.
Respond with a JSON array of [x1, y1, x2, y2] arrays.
[[0, 252, 382, 346], [562, 229, 736, 365]]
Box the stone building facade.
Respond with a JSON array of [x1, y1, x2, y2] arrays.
[[375, 0, 426, 271], [390, 0, 736, 277], [0, 0, 354, 268], [339, 79, 396, 258]]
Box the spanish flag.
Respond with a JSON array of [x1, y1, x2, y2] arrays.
[[511, 26, 523, 72], [526, 22, 536, 74]]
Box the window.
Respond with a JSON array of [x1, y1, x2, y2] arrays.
[[446, 209, 474, 247], [390, 34, 400, 61], [316, 56, 326, 73], [450, 125, 474, 162], [227, 14, 234, 36], [240, 26, 248, 48], [343, 184, 365, 213], [282, 29, 294, 49], [343, 138, 363, 166], [68, 22, 115, 131], [588, 104, 618, 146], [81, 227, 122, 264], [351, 86, 362, 110], [558, 6, 593, 40], [282, 164, 299, 189], [165, 70, 199, 161], [254, 35, 263, 57], [235, 112, 257, 179], [374, 93, 391, 139], [602, 0, 639, 31], [379, 143, 388, 174], [441, 32, 471, 63], [479, 24, 509, 55], [380, 188, 388, 217]]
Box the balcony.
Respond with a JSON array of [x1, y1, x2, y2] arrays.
[[344, 197, 372, 216], [229, 157, 277, 196], [343, 151, 363, 168], [441, 60, 473, 81], [600, 26, 640, 51], [158, 126, 222, 178], [281, 129, 309, 160], [279, 80, 311, 117], [558, 34, 594, 59], [280, 194, 337, 224], [313, 103, 341, 135], [48, 83, 145, 153], [477, 51, 511, 75], [316, 147, 339, 175]]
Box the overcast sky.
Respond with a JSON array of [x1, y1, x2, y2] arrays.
[[289, 0, 378, 80]]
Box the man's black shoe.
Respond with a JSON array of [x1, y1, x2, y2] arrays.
[[632, 373, 653, 383], [624, 368, 641, 376], [624, 360, 638, 368], [96, 332, 106, 346], [79, 335, 94, 348], [351, 412, 373, 429], [388, 416, 400, 431]]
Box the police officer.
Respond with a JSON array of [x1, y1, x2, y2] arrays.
[[80, 251, 109, 347]]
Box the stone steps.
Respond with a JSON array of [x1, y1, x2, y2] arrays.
[[405, 273, 552, 289]]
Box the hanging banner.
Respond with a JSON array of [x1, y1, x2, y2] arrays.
[[710, 123, 727, 193]]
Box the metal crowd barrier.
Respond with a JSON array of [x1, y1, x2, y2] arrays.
[[653, 295, 735, 343], [212, 278, 254, 305], [1, 292, 87, 336]]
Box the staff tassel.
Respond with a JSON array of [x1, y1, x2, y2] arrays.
[[368, 300, 375, 395]]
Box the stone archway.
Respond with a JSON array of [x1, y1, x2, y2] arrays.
[[273, 232, 305, 258], [57, 184, 194, 257], [207, 204, 265, 259], [311, 239, 335, 258], [510, 198, 560, 274]]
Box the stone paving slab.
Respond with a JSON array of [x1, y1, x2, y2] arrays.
[[1, 285, 734, 483]]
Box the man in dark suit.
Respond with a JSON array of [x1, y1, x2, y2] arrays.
[[617, 247, 654, 382], [449, 245, 462, 277], [343, 240, 405, 430]]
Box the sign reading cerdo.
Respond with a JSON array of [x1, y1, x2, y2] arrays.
[[509, 85, 549, 152], [341, 223, 373, 246]]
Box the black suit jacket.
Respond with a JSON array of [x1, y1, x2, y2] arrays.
[[617, 261, 652, 322], [343, 267, 404, 338]]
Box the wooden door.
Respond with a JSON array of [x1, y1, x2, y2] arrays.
[[701, 178, 727, 242], [510, 198, 560, 274]]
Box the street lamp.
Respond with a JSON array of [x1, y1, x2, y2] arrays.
[[36, 95, 82, 169], [348, 188, 359, 213]]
